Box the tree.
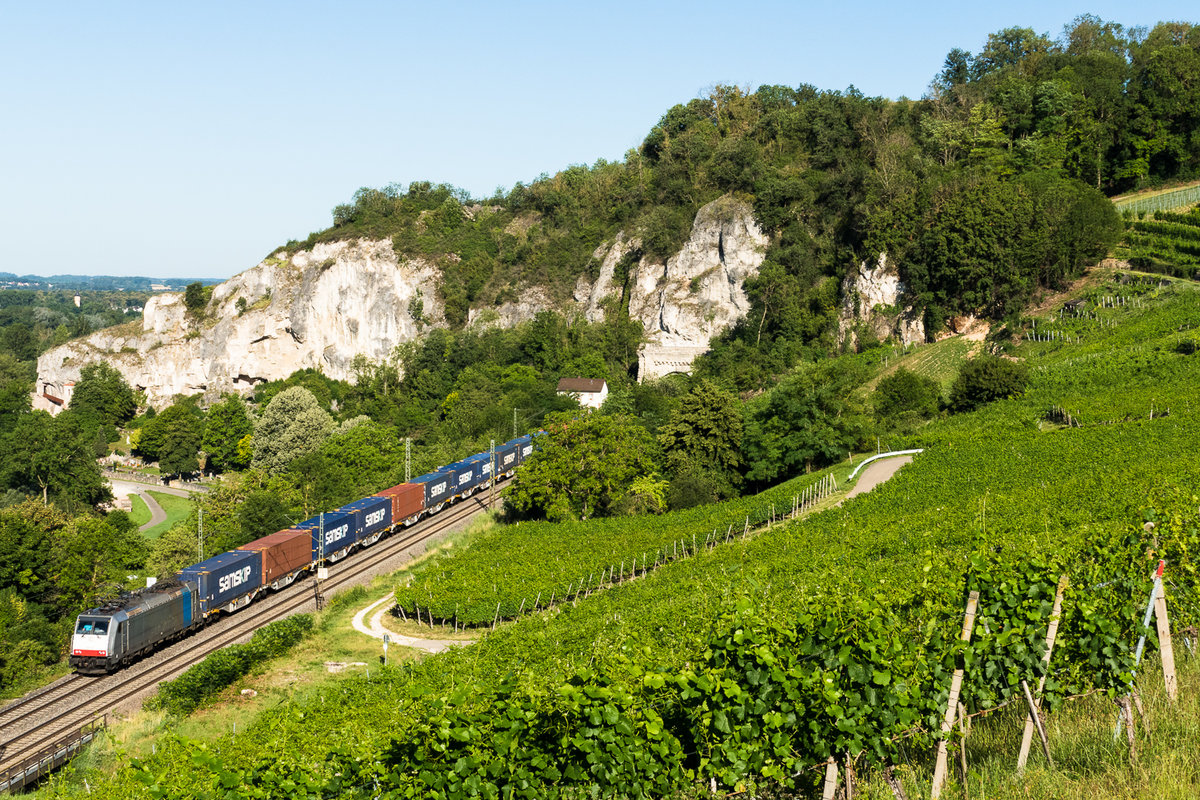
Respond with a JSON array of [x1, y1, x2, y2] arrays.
[[0, 353, 33, 434], [0, 500, 66, 603], [239, 491, 291, 542], [742, 368, 869, 486], [507, 413, 663, 522], [873, 368, 941, 419], [251, 386, 334, 474], [3, 411, 110, 508], [201, 395, 253, 472], [69, 362, 137, 427], [50, 516, 144, 614], [948, 356, 1029, 412], [657, 380, 743, 496], [137, 402, 205, 476], [184, 282, 206, 314]]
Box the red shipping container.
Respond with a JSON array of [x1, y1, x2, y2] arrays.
[[236, 529, 312, 587], [377, 483, 424, 525]]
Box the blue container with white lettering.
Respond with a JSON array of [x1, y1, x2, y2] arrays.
[[493, 441, 519, 476], [505, 434, 535, 465], [411, 471, 454, 511], [294, 511, 356, 562], [177, 551, 262, 616], [441, 458, 482, 496], [337, 496, 392, 543]]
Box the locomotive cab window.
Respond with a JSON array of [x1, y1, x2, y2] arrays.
[[76, 618, 108, 634]]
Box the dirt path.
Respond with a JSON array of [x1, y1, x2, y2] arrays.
[[841, 455, 913, 502], [350, 593, 473, 654]]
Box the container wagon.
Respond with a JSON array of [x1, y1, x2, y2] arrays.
[[236, 529, 312, 590], [410, 471, 453, 514], [507, 434, 535, 464], [338, 496, 392, 547], [294, 510, 356, 563], [377, 482, 424, 526], [178, 550, 263, 617], [494, 440, 519, 477], [441, 458, 482, 498]]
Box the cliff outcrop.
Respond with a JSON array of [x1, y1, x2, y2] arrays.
[[34, 196, 769, 409], [837, 253, 924, 350], [35, 240, 442, 409]]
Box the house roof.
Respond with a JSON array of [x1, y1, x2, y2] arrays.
[[556, 378, 607, 393]]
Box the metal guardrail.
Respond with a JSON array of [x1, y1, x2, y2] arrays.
[[1, 716, 106, 795], [848, 449, 924, 481]]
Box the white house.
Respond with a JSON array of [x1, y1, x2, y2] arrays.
[[556, 378, 608, 410]]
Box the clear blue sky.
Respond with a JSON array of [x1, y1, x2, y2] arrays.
[[1, 1, 1195, 280]]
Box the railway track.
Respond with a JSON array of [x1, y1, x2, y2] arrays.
[[0, 484, 506, 793]]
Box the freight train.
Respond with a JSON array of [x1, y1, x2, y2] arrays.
[[69, 435, 535, 674]]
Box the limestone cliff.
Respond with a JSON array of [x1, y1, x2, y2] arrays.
[[35, 240, 442, 409], [34, 196, 769, 409], [579, 197, 769, 381], [837, 253, 924, 349]]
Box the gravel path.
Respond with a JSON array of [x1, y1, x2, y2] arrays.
[[108, 479, 170, 531]]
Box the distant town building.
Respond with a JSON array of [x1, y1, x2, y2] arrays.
[[556, 378, 608, 409], [73, 294, 81, 307]]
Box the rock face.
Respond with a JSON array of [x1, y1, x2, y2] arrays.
[[580, 197, 769, 381], [35, 240, 442, 409], [838, 253, 924, 349], [34, 196, 770, 409]]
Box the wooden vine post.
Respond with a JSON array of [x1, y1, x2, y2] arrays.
[[820, 757, 839, 800], [1154, 579, 1178, 704], [1017, 575, 1068, 771], [1116, 560, 1168, 740], [930, 590, 979, 800]]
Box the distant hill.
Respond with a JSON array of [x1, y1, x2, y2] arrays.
[[0, 273, 222, 292]]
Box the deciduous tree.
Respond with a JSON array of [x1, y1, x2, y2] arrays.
[[507, 412, 662, 522]]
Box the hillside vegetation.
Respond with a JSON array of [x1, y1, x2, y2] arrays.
[[40, 269, 1200, 799], [292, 17, 1200, 381]]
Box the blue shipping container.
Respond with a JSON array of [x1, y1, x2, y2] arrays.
[[494, 442, 519, 475], [442, 459, 480, 495], [468, 452, 494, 483], [411, 471, 454, 509], [295, 510, 356, 560], [338, 496, 392, 540], [178, 551, 262, 615], [506, 434, 534, 464]]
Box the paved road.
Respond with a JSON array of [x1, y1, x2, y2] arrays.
[[108, 480, 174, 532]]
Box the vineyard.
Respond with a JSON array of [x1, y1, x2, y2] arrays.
[[1120, 203, 1200, 278], [394, 468, 846, 627], [1111, 182, 1200, 216], [41, 282, 1200, 799]]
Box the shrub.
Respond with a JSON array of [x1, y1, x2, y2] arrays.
[[948, 356, 1029, 412], [873, 368, 941, 419], [149, 614, 313, 715]]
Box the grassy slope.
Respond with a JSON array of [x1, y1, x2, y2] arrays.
[[127, 493, 151, 529], [138, 491, 193, 540], [41, 276, 1200, 798]]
